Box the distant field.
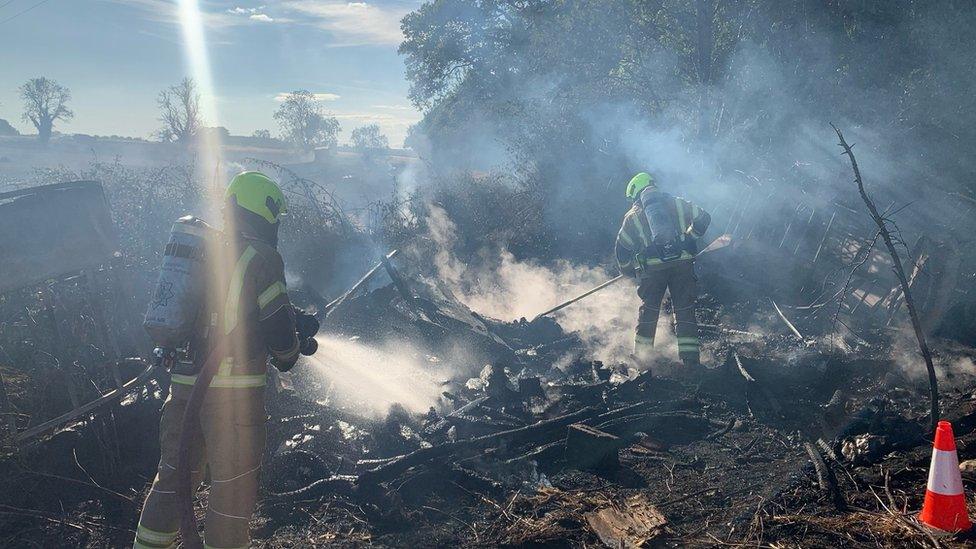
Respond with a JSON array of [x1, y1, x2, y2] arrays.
[[0, 136, 421, 211]]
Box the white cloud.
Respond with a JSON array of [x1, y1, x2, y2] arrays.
[[274, 92, 341, 102], [111, 0, 413, 42], [227, 7, 260, 15], [373, 104, 414, 111], [280, 1, 412, 46], [107, 0, 255, 29]]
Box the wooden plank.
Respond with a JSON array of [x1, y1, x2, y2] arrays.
[[585, 493, 667, 548], [324, 249, 400, 313], [14, 359, 154, 444]]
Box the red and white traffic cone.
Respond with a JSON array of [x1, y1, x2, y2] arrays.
[[919, 420, 972, 532]]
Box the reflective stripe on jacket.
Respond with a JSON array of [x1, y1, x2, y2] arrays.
[[615, 192, 711, 277], [174, 236, 295, 388]]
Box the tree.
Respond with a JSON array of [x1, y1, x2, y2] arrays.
[[351, 124, 390, 151], [273, 90, 341, 151], [252, 129, 271, 140], [19, 77, 73, 144], [155, 78, 201, 144]]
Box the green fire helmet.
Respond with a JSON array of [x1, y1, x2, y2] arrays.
[[625, 172, 656, 200], [225, 171, 287, 224]]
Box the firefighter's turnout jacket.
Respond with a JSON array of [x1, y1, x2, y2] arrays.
[[615, 188, 711, 364], [134, 232, 299, 549]]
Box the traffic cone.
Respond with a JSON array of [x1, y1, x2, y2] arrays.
[[919, 420, 972, 532]]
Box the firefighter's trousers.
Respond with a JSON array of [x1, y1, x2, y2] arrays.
[[635, 259, 700, 364], [134, 384, 266, 549]]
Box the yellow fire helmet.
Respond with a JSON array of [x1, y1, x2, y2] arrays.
[[625, 172, 657, 200], [225, 171, 287, 224]]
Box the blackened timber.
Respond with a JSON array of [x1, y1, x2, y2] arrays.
[[325, 249, 400, 314], [357, 406, 601, 485], [380, 252, 416, 306], [833, 125, 940, 432], [771, 299, 804, 341]]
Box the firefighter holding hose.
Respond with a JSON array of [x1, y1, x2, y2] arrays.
[[134, 171, 318, 549], [615, 172, 710, 373]]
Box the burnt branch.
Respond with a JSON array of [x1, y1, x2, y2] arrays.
[[831, 123, 939, 432]]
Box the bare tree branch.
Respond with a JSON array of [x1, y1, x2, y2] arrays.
[[19, 77, 73, 144], [155, 78, 201, 145], [831, 123, 939, 432]]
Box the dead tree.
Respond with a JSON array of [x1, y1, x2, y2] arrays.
[[155, 78, 201, 145], [19, 77, 73, 144], [831, 124, 939, 432]]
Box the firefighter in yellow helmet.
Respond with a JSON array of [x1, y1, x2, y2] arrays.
[[134, 172, 317, 549], [615, 172, 710, 371]]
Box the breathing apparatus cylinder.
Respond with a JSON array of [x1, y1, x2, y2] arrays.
[[144, 216, 217, 350], [639, 188, 682, 261]]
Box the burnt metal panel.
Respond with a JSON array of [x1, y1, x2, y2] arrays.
[[0, 181, 119, 293]]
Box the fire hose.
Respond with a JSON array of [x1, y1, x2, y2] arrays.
[[175, 339, 227, 549], [175, 307, 320, 548]]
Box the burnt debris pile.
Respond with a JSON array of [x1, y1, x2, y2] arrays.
[[250, 267, 976, 547], [1, 177, 976, 548]]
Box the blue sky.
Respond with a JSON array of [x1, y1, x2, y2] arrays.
[[0, 0, 424, 146]]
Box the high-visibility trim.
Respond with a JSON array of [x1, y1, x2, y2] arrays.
[[677, 337, 699, 346], [675, 197, 687, 237], [618, 228, 636, 249], [135, 525, 177, 547], [632, 215, 650, 248], [134, 537, 173, 549], [927, 448, 964, 496], [171, 372, 266, 388], [211, 373, 266, 388], [217, 356, 234, 377], [223, 245, 258, 335], [257, 281, 286, 310], [171, 373, 197, 385], [169, 357, 232, 385]]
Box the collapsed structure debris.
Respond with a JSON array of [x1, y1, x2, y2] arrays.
[[2, 156, 976, 547]]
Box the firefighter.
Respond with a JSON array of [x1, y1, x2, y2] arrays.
[[615, 172, 710, 371], [134, 172, 317, 549]]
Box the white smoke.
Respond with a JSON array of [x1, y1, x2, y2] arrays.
[[426, 204, 678, 366], [888, 326, 976, 388]]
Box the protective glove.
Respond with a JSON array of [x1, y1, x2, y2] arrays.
[[271, 354, 298, 372], [293, 307, 320, 357], [294, 307, 320, 340], [299, 336, 318, 356]]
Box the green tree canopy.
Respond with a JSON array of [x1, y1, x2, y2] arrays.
[[274, 90, 341, 152]]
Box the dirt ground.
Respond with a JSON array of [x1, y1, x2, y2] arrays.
[[2, 292, 974, 549]]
